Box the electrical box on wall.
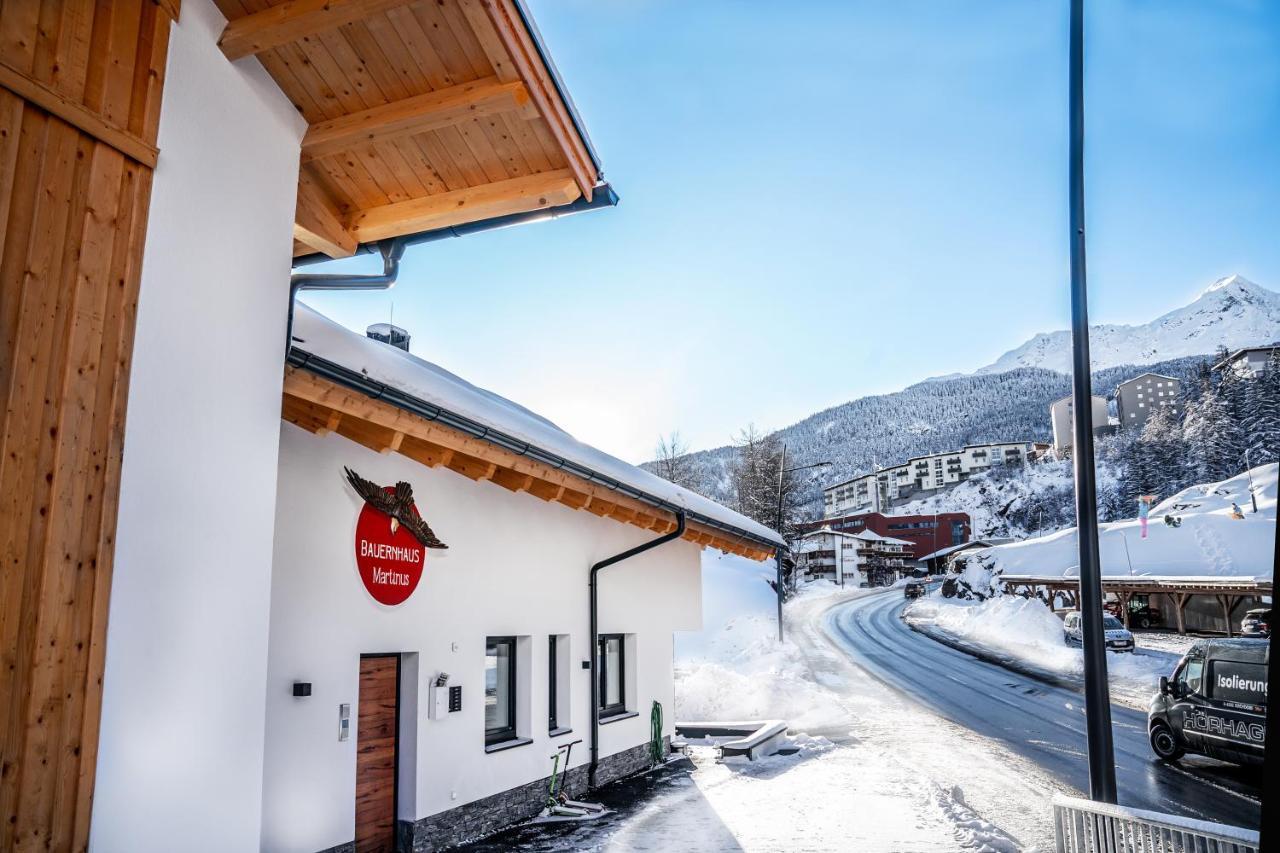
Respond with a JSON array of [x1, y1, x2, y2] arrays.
[[429, 672, 459, 719]]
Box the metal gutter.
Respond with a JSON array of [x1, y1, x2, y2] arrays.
[[292, 183, 619, 268], [285, 346, 782, 553]]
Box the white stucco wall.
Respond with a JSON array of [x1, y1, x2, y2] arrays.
[[92, 1, 306, 850], [261, 423, 702, 853]]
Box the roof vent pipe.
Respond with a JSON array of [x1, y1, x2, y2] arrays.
[[366, 323, 410, 352]]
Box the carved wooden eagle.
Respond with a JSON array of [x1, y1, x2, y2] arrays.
[[344, 467, 448, 549]]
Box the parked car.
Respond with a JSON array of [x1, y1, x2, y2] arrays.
[[1240, 608, 1271, 638], [1105, 594, 1163, 629], [904, 581, 925, 599], [1149, 639, 1268, 766], [1062, 611, 1135, 652]]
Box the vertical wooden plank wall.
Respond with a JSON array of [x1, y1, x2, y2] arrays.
[[0, 2, 176, 850]]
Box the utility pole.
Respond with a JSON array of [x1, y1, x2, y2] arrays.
[[1067, 0, 1117, 804]]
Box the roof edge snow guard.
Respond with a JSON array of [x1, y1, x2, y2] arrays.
[[284, 347, 781, 553]]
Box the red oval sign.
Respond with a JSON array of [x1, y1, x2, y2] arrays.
[[353, 492, 426, 606]]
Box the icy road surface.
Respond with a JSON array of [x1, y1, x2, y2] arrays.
[[824, 590, 1262, 832]]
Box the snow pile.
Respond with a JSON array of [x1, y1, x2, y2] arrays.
[[935, 786, 1024, 853], [973, 464, 1277, 579], [906, 595, 1172, 707], [908, 595, 1076, 673], [674, 551, 854, 729], [674, 609, 849, 730]]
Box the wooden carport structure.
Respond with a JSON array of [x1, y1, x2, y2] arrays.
[[1001, 575, 1273, 637]]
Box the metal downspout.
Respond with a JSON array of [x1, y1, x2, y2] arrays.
[[285, 238, 407, 352], [588, 511, 686, 789]]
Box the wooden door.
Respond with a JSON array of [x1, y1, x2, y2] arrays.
[[356, 655, 400, 853]]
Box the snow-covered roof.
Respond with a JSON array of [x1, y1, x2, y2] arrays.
[[915, 539, 1008, 562], [851, 529, 912, 546], [1115, 372, 1178, 387], [290, 304, 784, 549], [796, 527, 862, 542]]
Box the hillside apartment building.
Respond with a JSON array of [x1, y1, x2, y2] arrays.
[[1049, 393, 1111, 453], [799, 510, 971, 561], [794, 528, 913, 587], [1114, 372, 1182, 431], [0, 4, 784, 852], [1213, 345, 1280, 378], [822, 441, 1036, 517]]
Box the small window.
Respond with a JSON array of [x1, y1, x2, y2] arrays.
[[548, 635, 559, 731], [485, 636, 517, 745], [597, 634, 625, 717]]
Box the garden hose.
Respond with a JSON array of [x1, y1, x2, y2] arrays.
[[649, 700, 664, 766]]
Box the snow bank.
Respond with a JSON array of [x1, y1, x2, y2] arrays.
[[906, 595, 1172, 707], [674, 609, 850, 730], [674, 552, 853, 729], [972, 464, 1277, 580], [291, 304, 783, 548]]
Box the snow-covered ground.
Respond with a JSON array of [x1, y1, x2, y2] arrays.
[[664, 555, 1068, 850], [675, 555, 856, 728], [904, 594, 1177, 709], [971, 464, 1277, 579]]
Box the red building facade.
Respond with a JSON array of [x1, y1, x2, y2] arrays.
[[798, 511, 971, 560]]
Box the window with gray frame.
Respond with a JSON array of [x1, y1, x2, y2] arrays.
[[485, 636, 516, 745], [597, 634, 625, 717]]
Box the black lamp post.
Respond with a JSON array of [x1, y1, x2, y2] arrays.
[[1067, 0, 1117, 804], [774, 443, 831, 642]]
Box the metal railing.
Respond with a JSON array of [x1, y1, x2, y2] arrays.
[[1053, 795, 1259, 853]]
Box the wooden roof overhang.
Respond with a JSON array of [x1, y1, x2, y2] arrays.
[[213, 0, 606, 260], [280, 356, 780, 562]]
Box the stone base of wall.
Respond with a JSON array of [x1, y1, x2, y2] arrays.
[[396, 737, 670, 852], [316, 843, 355, 853]]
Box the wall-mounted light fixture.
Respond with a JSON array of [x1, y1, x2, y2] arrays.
[[292, 682, 312, 697]]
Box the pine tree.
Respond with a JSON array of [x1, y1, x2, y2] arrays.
[[1243, 349, 1280, 465], [1184, 365, 1246, 482], [653, 431, 697, 489], [728, 425, 797, 534]]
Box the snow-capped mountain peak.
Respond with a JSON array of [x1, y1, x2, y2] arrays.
[[973, 274, 1280, 376], [1203, 273, 1255, 294]]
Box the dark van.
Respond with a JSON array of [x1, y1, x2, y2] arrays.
[[1148, 639, 1268, 766]]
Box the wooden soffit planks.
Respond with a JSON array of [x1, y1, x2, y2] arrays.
[[213, 0, 601, 259], [281, 368, 775, 561]]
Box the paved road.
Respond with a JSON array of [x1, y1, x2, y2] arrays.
[[823, 591, 1262, 830]]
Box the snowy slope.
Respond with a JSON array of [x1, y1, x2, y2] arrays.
[[894, 458, 1112, 540], [975, 275, 1280, 375], [972, 464, 1277, 580]]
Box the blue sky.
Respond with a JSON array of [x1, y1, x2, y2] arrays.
[[301, 0, 1280, 463]]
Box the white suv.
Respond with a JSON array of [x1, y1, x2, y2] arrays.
[[1062, 611, 1135, 652]]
